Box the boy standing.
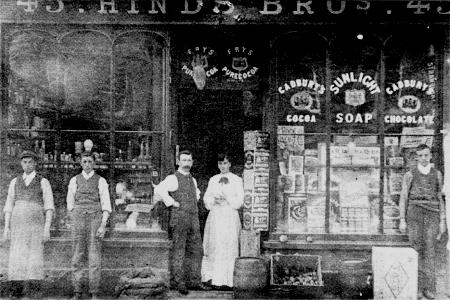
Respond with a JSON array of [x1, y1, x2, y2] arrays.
[[399, 144, 446, 300], [66, 152, 112, 300]]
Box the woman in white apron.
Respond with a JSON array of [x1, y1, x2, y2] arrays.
[[201, 153, 244, 290]]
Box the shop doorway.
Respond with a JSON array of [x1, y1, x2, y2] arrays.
[[176, 89, 262, 234]]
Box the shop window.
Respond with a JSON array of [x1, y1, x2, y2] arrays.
[[273, 31, 440, 236], [1, 28, 168, 235]]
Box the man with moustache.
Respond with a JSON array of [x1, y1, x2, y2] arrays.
[[154, 150, 211, 295]]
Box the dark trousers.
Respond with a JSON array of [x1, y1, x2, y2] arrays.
[[9, 280, 41, 298], [71, 210, 103, 294], [407, 205, 440, 293], [170, 211, 203, 288]]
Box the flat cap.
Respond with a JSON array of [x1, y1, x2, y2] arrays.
[[20, 150, 39, 160]]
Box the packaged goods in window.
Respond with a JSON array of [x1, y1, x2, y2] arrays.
[[400, 127, 433, 149], [255, 151, 269, 169], [340, 206, 370, 234], [304, 156, 319, 176], [252, 210, 269, 230], [294, 175, 306, 193], [388, 173, 403, 195], [288, 195, 307, 232], [288, 155, 304, 174], [307, 206, 325, 233], [270, 254, 323, 287], [254, 188, 269, 207], [283, 175, 295, 193]]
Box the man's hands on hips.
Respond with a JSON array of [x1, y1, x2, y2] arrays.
[[172, 201, 180, 208]]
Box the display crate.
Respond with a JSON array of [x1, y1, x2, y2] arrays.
[[270, 254, 324, 298], [270, 254, 323, 286]]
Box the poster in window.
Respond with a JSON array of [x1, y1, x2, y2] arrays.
[[389, 173, 403, 195], [400, 127, 434, 148], [295, 174, 306, 193], [283, 175, 295, 193], [288, 155, 304, 174], [288, 195, 307, 232]]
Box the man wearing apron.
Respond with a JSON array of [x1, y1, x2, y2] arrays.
[[3, 150, 55, 299], [154, 150, 211, 295], [66, 152, 112, 300]]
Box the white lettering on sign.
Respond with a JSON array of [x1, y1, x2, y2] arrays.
[[46, 0, 64, 13], [330, 72, 380, 95], [385, 79, 430, 95], [222, 66, 258, 80], [98, 0, 119, 14], [17, 0, 38, 12], [384, 115, 434, 124], [293, 1, 314, 15], [128, 0, 139, 14], [260, 0, 283, 14], [335, 113, 373, 123], [278, 78, 325, 94], [286, 114, 317, 123], [327, 0, 345, 14], [149, 0, 166, 14], [11, 0, 446, 15], [181, 0, 202, 14], [182, 65, 218, 77]]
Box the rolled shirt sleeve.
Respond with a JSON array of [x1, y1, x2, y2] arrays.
[[3, 178, 17, 214], [154, 174, 177, 207], [41, 178, 55, 212], [66, 176, 77, 212], [154, 173, 201, 207], [98, 177, 112, 213]]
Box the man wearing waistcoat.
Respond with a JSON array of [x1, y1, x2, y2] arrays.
[[154, 150, 211, 295], [399, 144, 446, 300], [66, 152, 112, 300], [3, 150, 54, 299]]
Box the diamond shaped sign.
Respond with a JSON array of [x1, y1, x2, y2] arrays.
[[384, 260, 410, 298]]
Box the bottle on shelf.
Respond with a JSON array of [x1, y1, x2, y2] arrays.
[[145, 140, 150, 160], [6, 140, 11, 156], [127, 141, 133, 162], [118, 149, 124, 162], [139, 141, 144, 160], [39, 140, 46, 160], [34, 140, 40, 154]]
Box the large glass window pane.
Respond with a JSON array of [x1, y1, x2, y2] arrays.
[[273, 33, 327, 233], [59, 31, 112, 130], [113, 32, 166, 132]]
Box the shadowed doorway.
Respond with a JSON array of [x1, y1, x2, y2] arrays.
[[176, 89, 262, 236]]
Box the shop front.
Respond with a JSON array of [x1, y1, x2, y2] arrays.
[[0, 0, 449, 297]]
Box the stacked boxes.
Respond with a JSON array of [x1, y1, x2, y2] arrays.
[[243, 131, 270, 230]]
